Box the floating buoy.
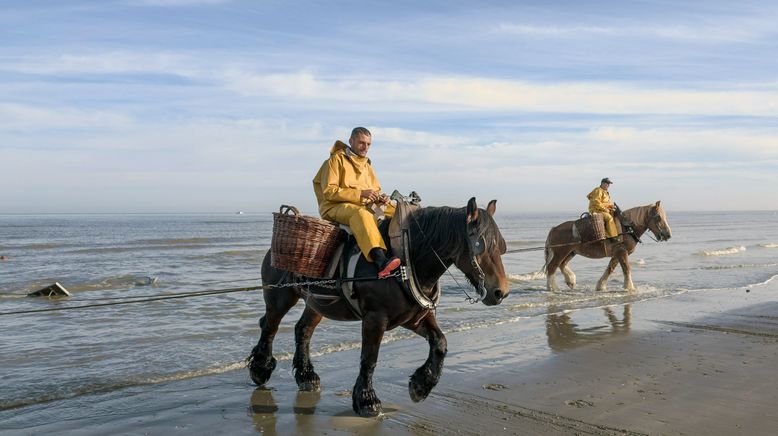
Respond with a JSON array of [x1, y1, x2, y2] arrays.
[[27, 282, 71, 298]]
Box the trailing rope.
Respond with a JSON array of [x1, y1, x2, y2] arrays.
[[504, 246, 546, 254], [0, 273, 401, 317]]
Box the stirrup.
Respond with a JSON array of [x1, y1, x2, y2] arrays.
[[378, 257, 401, 278]]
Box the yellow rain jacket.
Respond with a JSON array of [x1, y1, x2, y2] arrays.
[[313, 141, 394, 260], [587, 187, 618, 238]]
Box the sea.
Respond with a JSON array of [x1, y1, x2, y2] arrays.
[[1, 210, 777, 413]]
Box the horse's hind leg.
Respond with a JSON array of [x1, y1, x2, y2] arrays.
[[247, 288, 298, 386], [617, 253, 636, 291], [560, 252, 577, 290], [352, 313, 388, 417], [405, 312, 447, 403], [293, 306, 323, 392], [596, 257, 619, 292], [546, 247, 569, 292]]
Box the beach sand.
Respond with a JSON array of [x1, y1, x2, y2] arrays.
[[5, 280, 778, 435]]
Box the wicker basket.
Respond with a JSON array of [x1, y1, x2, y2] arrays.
[[575, 213, 607, 243], [270, 205, 344, 278]]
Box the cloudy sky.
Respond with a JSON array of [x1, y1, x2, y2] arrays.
[[2, 0, 777, 213]]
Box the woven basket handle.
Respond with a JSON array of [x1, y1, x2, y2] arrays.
[[279, 205, 300, 216]]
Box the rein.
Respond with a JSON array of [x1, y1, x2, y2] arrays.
[[409, 211, 485, 304]]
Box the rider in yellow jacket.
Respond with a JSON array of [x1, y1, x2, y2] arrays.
[[313, 127, 400, 278], [587, 177, 618, 239]]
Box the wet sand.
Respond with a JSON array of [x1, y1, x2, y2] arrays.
[[4, 280, 778, 435]]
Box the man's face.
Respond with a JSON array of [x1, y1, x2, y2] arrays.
[[349, 133, 371, 157], [601, 182, 611, 190]]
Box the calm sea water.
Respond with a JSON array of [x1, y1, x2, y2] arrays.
[[1, 210, 777, 411]]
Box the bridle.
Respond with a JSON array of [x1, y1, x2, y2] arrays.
[[467, 228, 488, 300]]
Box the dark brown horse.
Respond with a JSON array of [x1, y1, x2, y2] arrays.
[[248, 198, 509, 417], [545, 201, 672, 292]]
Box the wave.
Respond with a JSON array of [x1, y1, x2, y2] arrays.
[[701, 263, 778, 271], [508, 271, 546, 281], [698, 246, 746, 256], [134, 237, 228, 245], [9, 243, 67, 250], [759, 243, 778, 249], [0, 360, 246, 411]]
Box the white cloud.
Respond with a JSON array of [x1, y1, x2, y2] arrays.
[[495, 20, 775, 43], [219, 71, 778, 117], [128, 0, 230, 6], [0, 104, 133, 132]]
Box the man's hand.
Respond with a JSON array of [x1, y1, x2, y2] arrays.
[[360, 189, 381, 203]]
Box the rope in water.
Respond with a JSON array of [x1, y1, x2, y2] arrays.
[[0, 272, 402, 317], [504, 246, 546, 254]]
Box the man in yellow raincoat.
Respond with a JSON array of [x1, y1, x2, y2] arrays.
[[587, 177, 618, 239], [313, 127, 401, 278]]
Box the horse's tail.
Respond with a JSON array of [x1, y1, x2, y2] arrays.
[[542, 234, 553, 275]]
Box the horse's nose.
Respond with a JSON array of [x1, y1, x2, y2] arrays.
[[494, 289, 504, 300]]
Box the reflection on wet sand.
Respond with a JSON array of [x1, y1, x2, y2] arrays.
[[250, 388, 279, 435], [545, 304, 632, 351], [249, 388, 324, 435]]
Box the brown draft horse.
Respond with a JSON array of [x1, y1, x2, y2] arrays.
[[247, 198, 509, 417], [544, 201, 672, 292]]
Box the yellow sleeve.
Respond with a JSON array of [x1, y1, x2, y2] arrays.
[[320, 157, 362, 204], [587, 188, 612, 213]]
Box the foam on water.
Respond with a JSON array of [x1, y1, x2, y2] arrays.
[[698, 245, 746, 256], [508, 270, 546, 281]]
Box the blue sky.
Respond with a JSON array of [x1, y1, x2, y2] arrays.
[[1, 0, 777, 213]]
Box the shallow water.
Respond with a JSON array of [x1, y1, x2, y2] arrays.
[[1, 210, 777, 411]]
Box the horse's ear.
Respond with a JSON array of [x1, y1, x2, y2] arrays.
[[466, 197, 478, 223], [655, 201, 661, 208], [487, 200, 497, 216]]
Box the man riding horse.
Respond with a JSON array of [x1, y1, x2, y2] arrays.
[[587, 177, 618, 240], [312, 127, 401, 278]]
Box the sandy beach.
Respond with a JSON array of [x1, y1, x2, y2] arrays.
[[4, 278, 778, 435]]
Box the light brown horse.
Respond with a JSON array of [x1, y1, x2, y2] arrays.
[[544, 201, 671, 292]]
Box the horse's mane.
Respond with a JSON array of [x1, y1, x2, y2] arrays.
[[623, 204, 655, 226], [409, 205, 503, 261]]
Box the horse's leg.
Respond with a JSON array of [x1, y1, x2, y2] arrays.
[[248, 288, 299, 386], [352, 312, 388, 417], [405, 312, 447, 403], [596, 257, 619, 291], [618, 252, 636, 291], [293, 306, 323, 392], [545, 247, 561, 292], [560, 252, 577, 290]]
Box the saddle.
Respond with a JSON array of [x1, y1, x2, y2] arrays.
[[300, 191, 440, 319]]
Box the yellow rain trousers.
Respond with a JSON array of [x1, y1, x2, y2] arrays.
[[587, 187, 618, 238], [313, 141, 395, 261]]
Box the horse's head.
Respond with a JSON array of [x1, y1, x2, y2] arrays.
[[647, 201, 672, 241], [455, 197, 509, 306]]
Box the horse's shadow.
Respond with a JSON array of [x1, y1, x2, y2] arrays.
[[544, 304, 632, 352]]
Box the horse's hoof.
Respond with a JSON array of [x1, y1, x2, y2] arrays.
[[296, 370, 321, 392], [352, 385, 382, 417], [249, 356, 277, 386], [408, 368, 436, 402]]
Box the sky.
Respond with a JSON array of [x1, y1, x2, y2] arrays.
[[1, 0, 777, 214]]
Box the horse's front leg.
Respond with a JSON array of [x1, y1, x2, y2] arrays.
[[618, 253, 636, 291], [352, 312, 388, 417], [293, 306, 323, 392], [405, 312, 447, 403], [596, 257, 619, 291], [248, 288, 298, 386]]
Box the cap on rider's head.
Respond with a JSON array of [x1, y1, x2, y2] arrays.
[[601, 177, 613, 185]]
